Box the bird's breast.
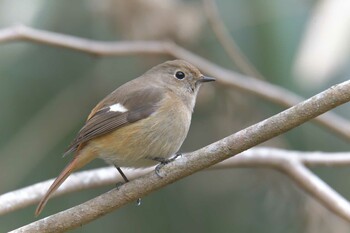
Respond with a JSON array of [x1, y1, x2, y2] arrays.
[[90, 94, 192, 167]]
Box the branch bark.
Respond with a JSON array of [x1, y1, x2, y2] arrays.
[[0, 25, 349, 141], [9, 80, 350, 232]]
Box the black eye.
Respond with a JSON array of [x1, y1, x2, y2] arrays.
[[175, 71, 185, 79]]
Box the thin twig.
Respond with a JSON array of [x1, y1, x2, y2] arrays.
[[203, 0, 264, 79], [0, 167, 152, 216], [9, 80, 350, 232], [280, 161, 350, 221]]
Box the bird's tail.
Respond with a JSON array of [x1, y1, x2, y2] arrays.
[[35, 148, 96, 216]]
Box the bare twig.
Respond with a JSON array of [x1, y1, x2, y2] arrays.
[[0, 167, 152, 216], [222, 149, 350, 220], [281, 162, 350, 221], [9, 80, 350, 232], [0, 25, 166, 56], [203, 0, 264, 79], [0, 25, 348, 141], [2, 148, 350, 216]]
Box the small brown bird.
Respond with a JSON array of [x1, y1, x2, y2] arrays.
[[35, 60, 215, 215]]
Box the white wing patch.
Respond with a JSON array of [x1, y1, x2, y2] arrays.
[[108, 103, 128, 113]]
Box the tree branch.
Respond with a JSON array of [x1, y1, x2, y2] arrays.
[[9, 80, 350, 232], [0, 25, 348, 141], [280, 161, 350, 221]]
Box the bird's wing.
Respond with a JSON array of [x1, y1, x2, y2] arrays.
[[64, 87, 164, 155]]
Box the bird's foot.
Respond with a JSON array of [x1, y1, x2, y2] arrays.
[[153, 153, 182, 178]]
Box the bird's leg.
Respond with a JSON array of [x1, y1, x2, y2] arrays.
[[151, 153, 182, 178], [114, 166, 129, 187], [114, 166, 130, 190], [114, 165, 141, 206]]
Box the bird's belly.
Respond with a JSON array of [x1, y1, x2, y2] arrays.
[[89, 106, 191, 168]]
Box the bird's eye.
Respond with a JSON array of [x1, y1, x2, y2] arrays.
[[175, 71, 185, 80]]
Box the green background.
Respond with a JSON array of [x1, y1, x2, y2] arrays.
[[1, 0, 349, 232]]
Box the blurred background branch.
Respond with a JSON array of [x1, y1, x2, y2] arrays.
[[0, 25, 349, 141], [2, 148, 350, 220]]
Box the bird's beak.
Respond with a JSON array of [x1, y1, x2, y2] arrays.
[[199, 76, 216, 82]]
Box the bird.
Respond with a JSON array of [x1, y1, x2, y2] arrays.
[[35, 59, 215, 216]]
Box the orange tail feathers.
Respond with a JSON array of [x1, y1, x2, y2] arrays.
[[35, 148, 96, 216]]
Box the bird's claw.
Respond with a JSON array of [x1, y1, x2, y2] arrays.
[[154, 153, 182, 178]]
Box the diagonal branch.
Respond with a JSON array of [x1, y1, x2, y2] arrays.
[[9, 80, 350, 232], [0, 25, 349, 141], [280, 161, 350, 221]]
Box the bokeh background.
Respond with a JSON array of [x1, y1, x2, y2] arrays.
[[1, 0, 350, 232]]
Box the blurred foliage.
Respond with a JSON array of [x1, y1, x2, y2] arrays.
[[0, 0, 349, 232]]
